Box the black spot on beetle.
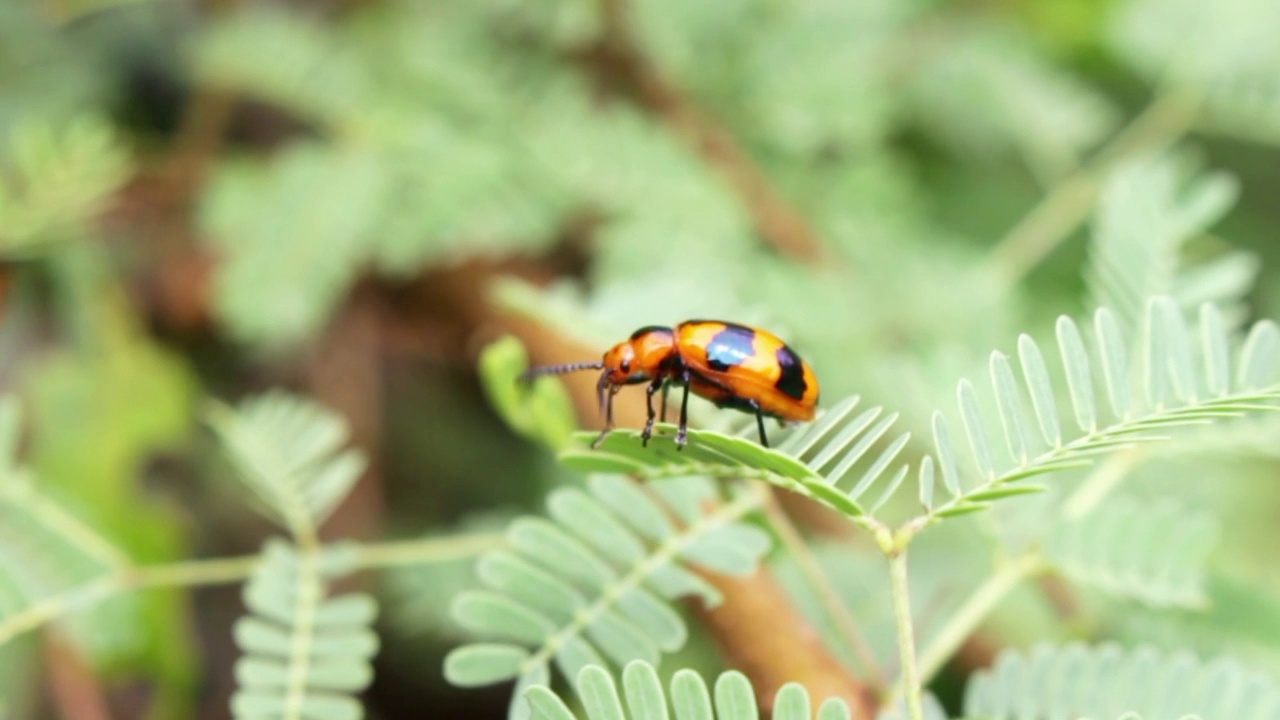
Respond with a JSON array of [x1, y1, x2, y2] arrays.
[[705, 325, 757, 372], [775, 346, 808, 400], [630, 325, 673, 340]]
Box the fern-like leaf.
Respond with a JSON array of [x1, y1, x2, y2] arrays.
[[0, 396, 131, 650], [926, 298, 1280, 519], [207, 392, 366, 535], [965, 643, 1280, 720], [1044, 499, 1216, 608], [0, 115, 131, 256], [523, 661, 853, 720], [1087, 154, 1252, 334], [444, 476, 771, 720], [558, 394, 914, 525], [1110, 0, 1280, 147], [232, 539, 378, 720]]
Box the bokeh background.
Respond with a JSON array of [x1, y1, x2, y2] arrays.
[[3, 0, 1280, 718]]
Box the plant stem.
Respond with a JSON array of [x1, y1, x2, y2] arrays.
[[0, 532, 504, 647], [888, 551, 925, 720], [761, 494, 887, 689], [351, 532, 506, 570], [988, 85, 1203, 288], [909, 552, 1042, 690]]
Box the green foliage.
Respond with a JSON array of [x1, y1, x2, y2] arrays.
[[0, 398, 127, 643], [556, 394, 912, 524], [0, 4, 109, 135], [905, 20, 1117, 179], [1086, 154, 1253, 333], [922, 299, 1280, 520], [1110, 0, 1280, 146], [481, 337, 578, 450], [1044, 499, 1216, 609], [199, 144, 391, 345], [0, 394, 188, 712], [194, 2, 583, 345], [207, 393, 367, 534], [444, 475, 770, 719], [0, 115, 131, 256], [523, 661, 853, 720], [232, 540, 378, 720], [964, 643, 1280, 720], [210, 392, 379, 720], [542, 298, 1280, 535]]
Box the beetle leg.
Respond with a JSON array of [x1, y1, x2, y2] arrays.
[[660, 381, 670, 423], [676, 370, 691, 449], [750, 400, 769, 448], [592, 384, 619, 449], [641, 378, 663, 446]]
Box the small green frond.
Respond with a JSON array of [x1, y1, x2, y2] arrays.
[[199, 144, 390, 345], [208, 392, 367, 535], [927, 298, 1280, 521], [445, 478, 770, 719], [0, 396, 131, 650], [521, 661, 854, 720], [0, 114, 131, 256], [1087, 154, 1250, 335], [965, 643, 1280, 720], [558, 394, 915, 523], [195, 8, 365, 129], [1045, 499, 1217, 608], [1111, 0, 1280, 147], [904, 21, 1117, 178], [232, 539, 377, 720], [479, 337, 578, 450]]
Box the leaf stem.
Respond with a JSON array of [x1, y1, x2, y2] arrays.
[[988, 85, 1203, 287], [888, 550, 925, 720], [350, 532, 506, 570], [0, 532, 503, 648], [909, 552, 1043, 690]]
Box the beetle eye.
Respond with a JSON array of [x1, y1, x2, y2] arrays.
[[620, 360, 631, 373]]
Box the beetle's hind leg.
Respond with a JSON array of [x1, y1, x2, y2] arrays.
[[675, 370, 692, 449], [660, 381, 670, 423]]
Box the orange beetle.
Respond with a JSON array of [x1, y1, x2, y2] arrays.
[[521, 321, 819, 448]]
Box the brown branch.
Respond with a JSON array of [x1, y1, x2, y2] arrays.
[[588, 0, 827, 264], [692, 566, 877, 719]]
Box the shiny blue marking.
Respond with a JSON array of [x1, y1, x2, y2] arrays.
[[705, 325, 757, 372]]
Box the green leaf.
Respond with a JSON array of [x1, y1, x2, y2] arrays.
[[481, 337, 578, 450], [772, 684, 810, 720], [208, 392, 366, 532], [232, 540, 378, 717], [579, 666, 626, 720], [965, 643, 1280, 719], [623, 661, 670, 720], [449, 477, 767, 712], [515, 662, 854, 720], [199, 143, 391, 345], [1045, 499, 1216, 608], [0, 115, 131, 256], [444, 644, 530, 687], [927, 299, 1280, 523]]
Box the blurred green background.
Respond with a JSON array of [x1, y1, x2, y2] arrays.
[[2, 0, 1280, 717]]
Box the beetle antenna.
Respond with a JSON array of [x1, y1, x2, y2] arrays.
[[519, 361, 605, 384]]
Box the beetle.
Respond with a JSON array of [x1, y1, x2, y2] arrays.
[[520, 320, 819, 449]]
